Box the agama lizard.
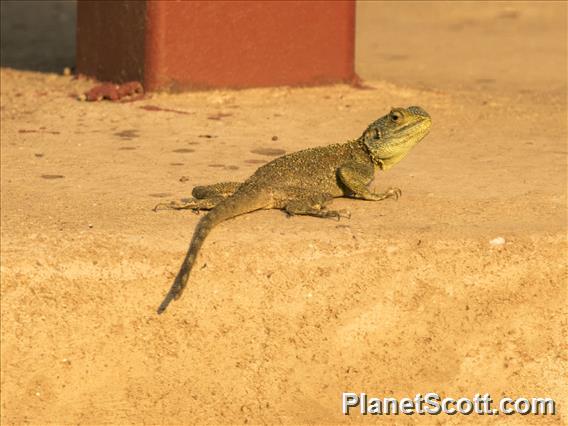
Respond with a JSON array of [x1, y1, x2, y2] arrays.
[[155, 106, 431, 314]]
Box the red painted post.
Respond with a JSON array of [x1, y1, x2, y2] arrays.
[[77, 1, 355, 91], [76, 1, 146, 84]]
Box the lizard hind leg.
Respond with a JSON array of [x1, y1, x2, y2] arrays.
[[153, 182, 242, 212], [284, 192, 350, 221], [192, 182, 241, 199], [153, 196, 224, 212]]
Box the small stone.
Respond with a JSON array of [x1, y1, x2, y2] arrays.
[[489, 237, 506, 246]]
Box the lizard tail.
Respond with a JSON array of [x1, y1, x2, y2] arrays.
[[157, 189, 270, 314]]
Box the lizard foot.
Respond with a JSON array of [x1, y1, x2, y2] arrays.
[[153, 197, 219, 213], [153, 200, 197, 212], [330, 209, 351, 221], [365, 188, 402, 201], [285, 208, 350, 220], [381, 187, 402, 201], [153, 202, 172, 212]]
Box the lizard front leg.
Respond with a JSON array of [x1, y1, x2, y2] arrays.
[[338, 163, 401, 201], [192, 182, 241, 199]]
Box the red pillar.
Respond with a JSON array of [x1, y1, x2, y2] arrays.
[[77, 1, 355, 91]]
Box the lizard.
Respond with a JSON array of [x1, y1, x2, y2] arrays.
[[155, 106, 431, 314]]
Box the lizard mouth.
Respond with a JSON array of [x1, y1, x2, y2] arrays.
[[393, 120, 429, 136], [391, 115, 431, 141]]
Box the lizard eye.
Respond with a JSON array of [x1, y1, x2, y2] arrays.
[[374, 128, 381, 139], [390, 111, 403, 122]]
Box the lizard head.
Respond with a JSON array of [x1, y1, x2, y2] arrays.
[[360, 106, 431, 170]]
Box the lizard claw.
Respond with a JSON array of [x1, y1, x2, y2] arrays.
[[326, 209, 351, 221], [153, 202, 170, 212], [154, 199, 203, 212], [387, 187, 402, 201]]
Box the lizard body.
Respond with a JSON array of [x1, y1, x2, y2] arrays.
[[156, 106, 431, 314]]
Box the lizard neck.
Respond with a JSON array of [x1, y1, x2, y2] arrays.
[[358, 138, 385, 170]]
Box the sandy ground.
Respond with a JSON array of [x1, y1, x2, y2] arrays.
[[1, 2, 567, 425]]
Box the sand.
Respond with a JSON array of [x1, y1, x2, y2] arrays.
[[1, 1, 566, 424]]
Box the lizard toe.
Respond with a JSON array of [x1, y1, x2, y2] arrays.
[[387, 187, 402, 200]]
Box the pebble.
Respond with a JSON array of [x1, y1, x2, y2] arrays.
[[489, 237, 506, 246]]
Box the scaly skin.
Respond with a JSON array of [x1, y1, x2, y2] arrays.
[[155, 106, 432, 314]]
